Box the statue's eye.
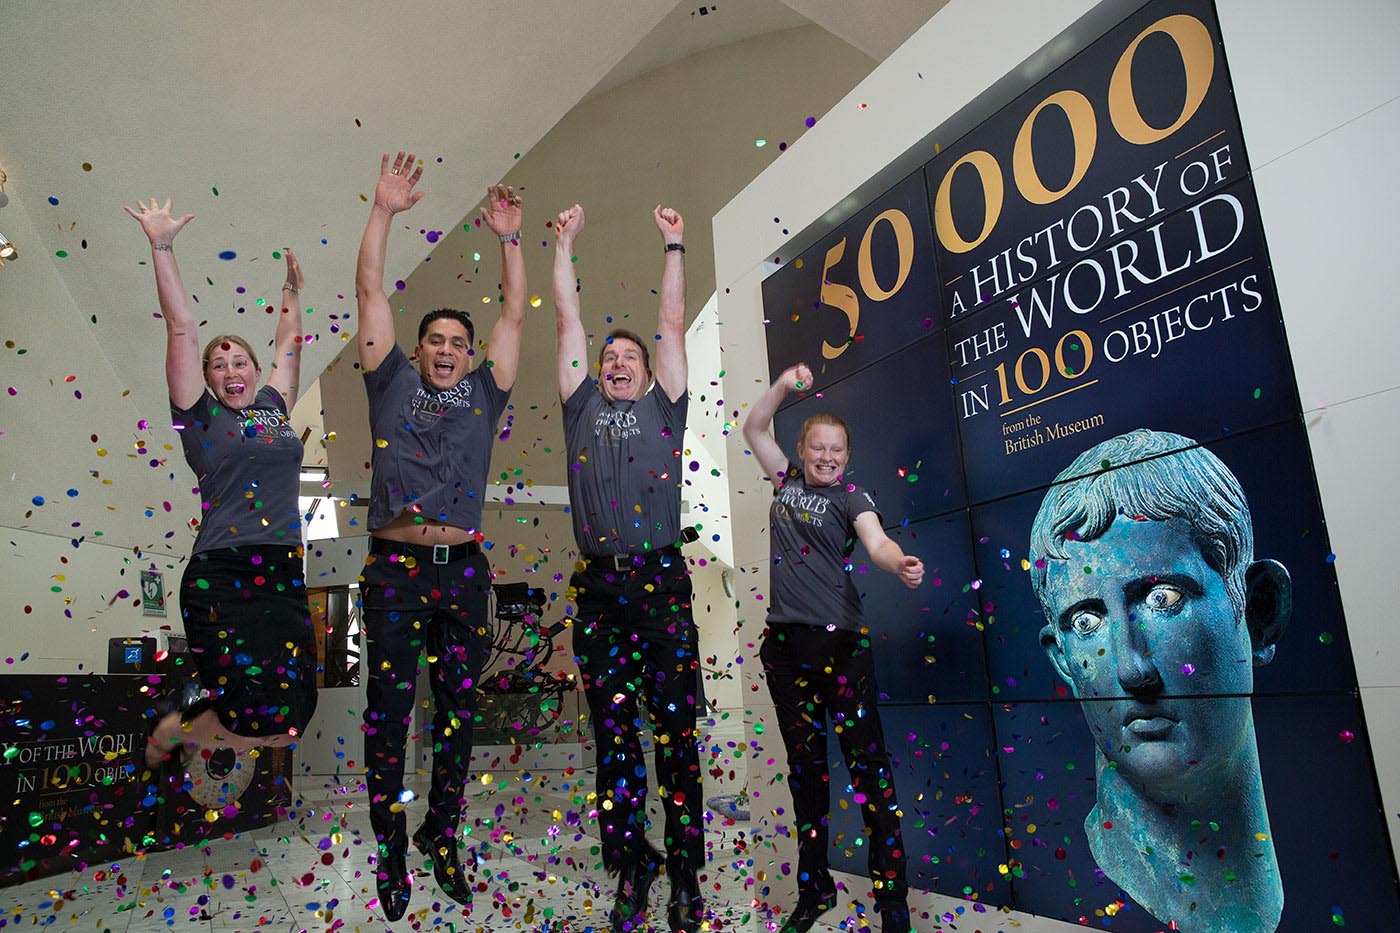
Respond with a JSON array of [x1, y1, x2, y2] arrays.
[[1069, 609, 1105, 636], [1144, 584, 1184, 612]]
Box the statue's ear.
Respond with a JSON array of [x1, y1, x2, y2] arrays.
[[1041, 623, 1076, 687], [1245, 558, 1291, 666]]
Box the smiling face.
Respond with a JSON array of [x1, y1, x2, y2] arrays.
[[204, 338, 261, 409], [415, 317, 473, 391], [598, 336, 649, 403], [797, 422, 850, 487], [1040, 517, 1256, 789]]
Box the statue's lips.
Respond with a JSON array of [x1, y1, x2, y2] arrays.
[[1123, 712, 1178, 739]]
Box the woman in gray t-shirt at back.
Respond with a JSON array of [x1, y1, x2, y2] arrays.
[[742, 363, 924, 933], [126, 198, 316, 793]]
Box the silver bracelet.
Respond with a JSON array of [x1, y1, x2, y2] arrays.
[[499, 231, 520, 244], [282, 283, 300, 294], [152, 243, 173, 252]]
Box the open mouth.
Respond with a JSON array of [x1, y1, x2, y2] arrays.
[[433, 359, 456, 378], [225, 382, 246, 395]]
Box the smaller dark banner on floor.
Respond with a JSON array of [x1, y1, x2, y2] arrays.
[[0, 674, 150, 886]]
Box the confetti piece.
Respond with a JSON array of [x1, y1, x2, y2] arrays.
[[217, 250, 236, 260], [47, 195, 59, 206], [82, 162, 93, 171]]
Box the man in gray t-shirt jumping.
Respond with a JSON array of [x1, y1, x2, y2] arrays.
[[354, 150, 527, 921], [552, 202, 703, 933]]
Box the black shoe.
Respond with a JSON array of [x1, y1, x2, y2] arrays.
[[611, 856, 659, 932], [375, 852, 411, 921], [779, 880, 839, 933], [412, 825, 474, 906], [879, 900, 912, 933], [666, 868, 703, 933]]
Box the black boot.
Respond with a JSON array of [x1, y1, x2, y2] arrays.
[[666, 867, 703, 933], [779, 877, 839, 933], [412, 825, 474, 906], [375, 851, 411, 921], [611, 853, 659, 932], [879, 900, 912, 933]]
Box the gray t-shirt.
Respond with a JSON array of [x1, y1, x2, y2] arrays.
[[363, 345, 509, 533], [562, 379, 688, 556], [172, 385, 304, 555], [767, 463, 880, 631]]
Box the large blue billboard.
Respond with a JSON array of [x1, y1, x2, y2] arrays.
[[756, 0, 1399, 928]]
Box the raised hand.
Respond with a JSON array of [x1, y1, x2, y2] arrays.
[[284, 248, 304, 291], [123, 197, 194, 246], [555, 204, 585, 249], [373, 151, 425, 215], [782, 363, 813, 393], [897, 555, 924, 589], [480, 184, 522, 238], [653, 205, 683, 245]]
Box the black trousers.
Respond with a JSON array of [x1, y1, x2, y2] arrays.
[[359, 545, 492, 856], [571, 556, 704, 875], [761, 622, 907, 903], [180, 544, 318, 737]]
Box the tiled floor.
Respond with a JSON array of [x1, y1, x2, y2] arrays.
[[1, 740, 892, 933]]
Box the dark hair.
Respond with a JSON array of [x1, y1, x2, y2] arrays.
[[597, 328, 651, 373], [418, 308, 474, 345]]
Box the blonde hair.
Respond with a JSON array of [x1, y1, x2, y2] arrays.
[[201, 334, 260, 373], [797, 413, 850, 449]]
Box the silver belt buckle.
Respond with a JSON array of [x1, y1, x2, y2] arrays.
[[432, 544, 450, 565], [610, 554, 630, 572]]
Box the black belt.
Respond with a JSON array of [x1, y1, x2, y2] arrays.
[[371, 537, 481, 565], [585, 546, 683, 573]]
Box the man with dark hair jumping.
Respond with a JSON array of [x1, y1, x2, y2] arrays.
[[354, 150, 527, 921]]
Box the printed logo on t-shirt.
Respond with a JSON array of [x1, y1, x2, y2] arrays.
[[413, 380, 474, 422], [243, 408, 297, 441], [775, 483, 831, 527], [593, 407, 640, 441]]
